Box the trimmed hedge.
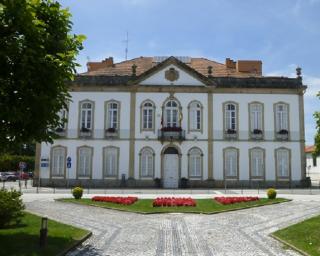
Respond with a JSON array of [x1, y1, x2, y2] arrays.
[[0, 155, 35, 172]]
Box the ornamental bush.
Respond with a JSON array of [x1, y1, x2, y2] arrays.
[[267, 188, 277, 199], [72, 187, 83, 199], [0, 189, 25, 228]]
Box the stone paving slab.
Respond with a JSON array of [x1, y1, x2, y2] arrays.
[[24, 195, 320, 256]]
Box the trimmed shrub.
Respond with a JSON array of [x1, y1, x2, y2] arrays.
[[72, 187, 83, 199], [0, 189, 25, 228], [267, 188, 277, 199], [0, 154, 35, 172]]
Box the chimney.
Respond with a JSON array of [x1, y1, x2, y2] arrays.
[[236, 60, 262, 75], [87, 57, 114, 72], [225, 58, 236, 69]]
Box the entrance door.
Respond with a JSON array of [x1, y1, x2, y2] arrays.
[[163, 154, 179, 188]]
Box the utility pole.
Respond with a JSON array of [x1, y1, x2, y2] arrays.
[[124, 31, 129, 60]]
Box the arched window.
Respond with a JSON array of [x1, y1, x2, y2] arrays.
[[275, 103, 289, 132], [249, 148, 265, 179], [189, 101, 202, 131], [103, 146, 119, 177], [51, 146, 66, 177], [249, 103, 263, 132], [224, 148, 238, 179], [141, 101, 154, 130], [164, 100, 179, 127], [188, 148, 202, 177], [80, 101, 93, 130], [224, 103, 237, 131], [276, 148, 290, 179], [77, 146, 93, 178], [106, 101, 119, 130], [140, 147, 154, 177]]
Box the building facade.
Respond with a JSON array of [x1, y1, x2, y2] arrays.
[[35, 56, 307, 188], [305, 145, 320, 182]]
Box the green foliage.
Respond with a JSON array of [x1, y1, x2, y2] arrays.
[[0, 189, 25, 228], [0, 154, 34, 171], [267, 188, 277, 199], [72, 187, 83, 200], [314, 91, 320, 156], [0, 0, 85, 152]]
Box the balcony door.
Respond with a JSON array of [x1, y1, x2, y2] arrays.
[[162, 147, 179, 188]]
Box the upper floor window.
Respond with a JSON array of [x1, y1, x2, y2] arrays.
[[57, 108, 68, 130], [189, 101, 202, 131], [51, 146, 66, 177], [164, 100, 179, 127], [188, 147, 202, 177], [224, 103, 237, 131], [250, 148, 264, 179], [103, 146, 119, 177], [249, 103, 263, 133], [224, 148, 238, 179], [141, 101, 154, 130], [80, 101, 93, 130], [78, 146, 93, 178], [106, 101, 119, 130], [140, 147, 154, 177], [275, 103, 289, 132], [275, 148, 290, 179]]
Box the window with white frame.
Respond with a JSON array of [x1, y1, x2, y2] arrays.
[[224, 148, 238, 178], [80, 102, 93, 130], [250, 148, 264, 178], [106, 102, 119, 130], [249, 103, 263, 132], [225, 103, 237, 131], [142, 102, 154, 130], [51, 147, 65, 177], [78, 147, 92, 177], [189, 102, 201, 131], [164, 100, 179, 127], [189, 148, 202, 177], [57, 109, 67, 130], [276, 148, 290, 178], [140, 147, 154, 177], [103, 147, 118, 177], [275, 103, 289, 132]]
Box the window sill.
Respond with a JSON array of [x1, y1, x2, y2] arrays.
[[103, 176, 118, 180], [51, 176, 64, 179], [78, 176, 91, 179]]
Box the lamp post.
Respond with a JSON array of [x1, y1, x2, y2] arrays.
[[39, 217, 48, 247]]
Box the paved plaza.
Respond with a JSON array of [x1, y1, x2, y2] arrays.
[[23, 191, 320, 256]]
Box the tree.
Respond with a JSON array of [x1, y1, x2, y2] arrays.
[[0, 0, 85, 152], [314, 92, 320, 156]]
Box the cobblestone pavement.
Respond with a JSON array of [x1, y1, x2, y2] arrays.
[[25, 196, 320, 256]]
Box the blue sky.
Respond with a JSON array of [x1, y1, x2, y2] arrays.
[[60, 0, 320, 145]]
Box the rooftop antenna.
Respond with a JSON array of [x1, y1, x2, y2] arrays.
[[123, 31, 129, 60]]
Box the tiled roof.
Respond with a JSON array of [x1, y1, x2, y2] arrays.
[[81, 57, 258, 77], [305, 145, 316, 153]]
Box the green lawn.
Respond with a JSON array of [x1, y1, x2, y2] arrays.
[[58, 198, 289, 214], [272, 215, 320, 256], [0, 212, 90, 256]]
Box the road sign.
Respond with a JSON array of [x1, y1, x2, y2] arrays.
[[19, 162, 27, 170], [67, 157, 71, 163], [67, 162, 71, 168]]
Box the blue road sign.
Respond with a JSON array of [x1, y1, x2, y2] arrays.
[[67, 157, 71, 163], [67, 162, 71, 168]]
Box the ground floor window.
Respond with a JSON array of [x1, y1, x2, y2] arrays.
[[103, 146, 119, 177], [51, 146, 66, 177], [276, 148, 290, 178], [224, 148, 238, 179], [140, 147, 154, 177], [250, 148, 264, 179], [188, 147, 202, 177], [78, 146, 92, 177]]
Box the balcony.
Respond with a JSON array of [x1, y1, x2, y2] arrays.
[[105, 128, 119, 139], [250, 129, 263, 140], [158, 127, 185, 142], [224, 129, 237, 140], [79, 127, 92, 138], [54, 127, 66, 137], [276, 129, 289, 140]]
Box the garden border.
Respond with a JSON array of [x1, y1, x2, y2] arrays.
[[270, 233, 310, 256]]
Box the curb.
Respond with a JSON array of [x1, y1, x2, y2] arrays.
[[270, 234, 310, 256], [57, 231, 92, 256]]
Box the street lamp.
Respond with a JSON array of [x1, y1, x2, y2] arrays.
[[39, 217, 48, 247]]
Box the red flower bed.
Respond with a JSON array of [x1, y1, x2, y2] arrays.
[[92, 196, 138, 205], [153, 197, 196, 207], [214, 196, 259, 205]]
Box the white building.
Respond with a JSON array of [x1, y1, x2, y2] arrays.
[[305, 146, 320, 182], [35, 56, 308, 188]]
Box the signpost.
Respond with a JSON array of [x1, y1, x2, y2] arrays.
[[18, 161, 27, 192], [39, 157, 49, 193], [66, 157, 71, 188]]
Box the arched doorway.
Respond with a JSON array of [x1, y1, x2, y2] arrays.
[[162, 146, 180, 188]]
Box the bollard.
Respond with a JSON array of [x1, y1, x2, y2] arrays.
[[39, 217, 48, 248], [241, 183, 243, 195], [257, 182, 260, 195], [224, 180, 227, 194]]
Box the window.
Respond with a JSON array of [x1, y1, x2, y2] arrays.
[[103, 147, 118, 177], [188, 148, 202, 177], [57, 109, 68, 130], [140, 147, 154, 177], [313, 155, 317, 167], [249, 103, 263, 132], [164, 100, 179, 127], [141, 101, 154, 130], [224, 103, 237, 131], [106, 102, 119, 130], [276, 148, 290, 178], [80, 101, 93, 130], [250, 148, 264, 178], [224, 148, 238, 178], [275, 103, 289, 132], [78, 147, 92, 177], [51, 146, 66, 177], [189, 101, 202, 131]]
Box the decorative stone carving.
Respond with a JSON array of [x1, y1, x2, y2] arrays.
[[165, 67, 179, 82]]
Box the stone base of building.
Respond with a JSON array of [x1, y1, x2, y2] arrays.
[[33, 178, 308, 189]]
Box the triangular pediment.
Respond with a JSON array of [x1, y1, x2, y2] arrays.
[[133, 56, 209, 86]]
